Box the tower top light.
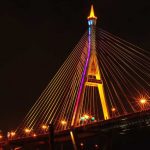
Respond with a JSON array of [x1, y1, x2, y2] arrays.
[[87, 5, 97, 20]]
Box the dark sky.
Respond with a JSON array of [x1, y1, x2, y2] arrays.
[[0, 0, 150, 133]]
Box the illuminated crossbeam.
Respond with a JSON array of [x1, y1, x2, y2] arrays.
[[85, 79, 102, 87]]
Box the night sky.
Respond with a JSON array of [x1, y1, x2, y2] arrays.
[[0, 0, 150, 133]]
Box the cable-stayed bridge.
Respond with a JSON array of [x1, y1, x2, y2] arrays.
[[0, 5, 150, 150]]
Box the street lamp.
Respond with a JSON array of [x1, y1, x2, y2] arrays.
[[111, 107, 116, 112], [140, 98, 147, 104], [94, 144, 99, 148], [32, 133, 37, 137], [80, 142, 84, 146], [10, 131, 16, 139], [60, 120, 67, 130], [139, 97, 149, 111], [61, 120, 67, 125], [0, 134, 3, 140], [24, 128, 31, 136], [41, 124, 48, 132]]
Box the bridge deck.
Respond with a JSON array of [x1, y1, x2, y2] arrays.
[[1, 110, 150, 148]]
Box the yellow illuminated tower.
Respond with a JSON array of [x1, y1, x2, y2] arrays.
[[71, 5, 109, 126], [86, 5, 109, 120]]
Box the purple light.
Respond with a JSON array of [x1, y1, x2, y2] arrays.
[[72, 26, 91, 125]]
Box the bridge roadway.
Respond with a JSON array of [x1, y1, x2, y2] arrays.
[[2, 109, 150, 149]]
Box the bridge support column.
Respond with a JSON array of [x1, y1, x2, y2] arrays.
[[70, 127, 81, 150], [49, 123, 54, 150]]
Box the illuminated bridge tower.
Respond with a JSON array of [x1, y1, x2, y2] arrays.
[[72, 5, 109, 126]]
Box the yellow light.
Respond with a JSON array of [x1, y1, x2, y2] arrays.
[[83, 114, 90, 119], [140, 98, 147, 104], [41, 125, 48, 130], [10, 131, 16, 137], [61, 120, 67, 125], [0, 135, 3, 139], [87, 5, 97, 20], [24, 128, 31, 134], [111, 107, 116, 112]]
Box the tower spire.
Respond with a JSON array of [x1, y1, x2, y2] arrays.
[[71, 4, 109, 126], [87, 5, 97, 20]]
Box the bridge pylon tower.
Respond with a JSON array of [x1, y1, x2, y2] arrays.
[[71, 5, 110, 126]]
